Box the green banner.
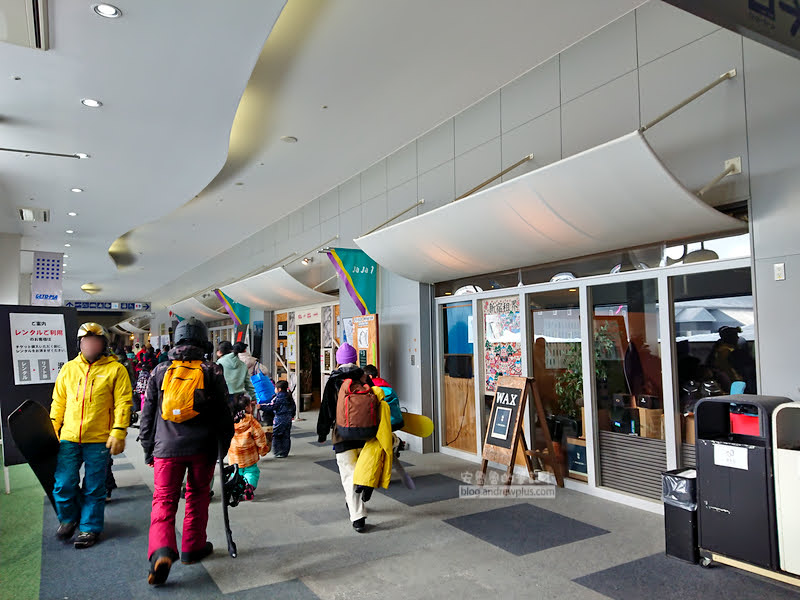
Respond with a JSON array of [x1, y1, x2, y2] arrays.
[[327, 248, 377, 315]]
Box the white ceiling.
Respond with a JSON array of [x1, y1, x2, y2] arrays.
[[2, 0, 645, 305]]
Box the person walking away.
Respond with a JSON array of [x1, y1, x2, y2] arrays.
[[264, 380, 296, 458], [50, 323, 132, 548], [217, 340, 256, 409], [158, 345, 171, 364], [139, 318, 234, 586], [227, 395, 270, 500], [316, 343, 375, 533]]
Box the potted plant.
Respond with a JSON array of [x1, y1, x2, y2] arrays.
[[554, 325, 615, 421]]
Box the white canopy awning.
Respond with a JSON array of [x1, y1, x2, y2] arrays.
[[220, 267, 336, 311], [355, 131, 746, 284], [169, 297, 225, 322], [117, 321, 148, 334]]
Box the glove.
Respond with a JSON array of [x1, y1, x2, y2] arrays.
[[106, 435, 125, 456]]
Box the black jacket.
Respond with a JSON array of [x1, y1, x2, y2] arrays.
[[317, 365, 372, 453], [139, 344, 234, 464]]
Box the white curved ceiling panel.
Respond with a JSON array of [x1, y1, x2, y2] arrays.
[[169, 297, 224, 323], [220, 267, 335, 311], [355, 132, 747, 284], [2, 0, 286, 300]]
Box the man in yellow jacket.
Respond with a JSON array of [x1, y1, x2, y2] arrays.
[[50, 323, 132, 548]]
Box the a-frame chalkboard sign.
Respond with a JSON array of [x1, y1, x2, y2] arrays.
[[480, 376, 564, 488]]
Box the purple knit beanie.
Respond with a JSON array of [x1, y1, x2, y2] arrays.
[[336, 343, 357, 365]]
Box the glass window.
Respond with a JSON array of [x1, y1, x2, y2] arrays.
[[529, 289, 585, 481], [442, 303, 476, 453], [672, 267, 756, 468], [592, 279, 667, 499]]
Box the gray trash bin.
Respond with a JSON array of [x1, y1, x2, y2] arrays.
[[662, 468, 698, 564]]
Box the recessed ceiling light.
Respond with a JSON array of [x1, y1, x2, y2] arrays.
[[68, 212, 77, 216], [280, 135, 298, 143], [235, 182, 244, 186], [93, 4, 122, 18], [66, 230, 74, 234], [12, 76, 21, 81], [71, 188, 83, 193], [75, 153, 90, 159], [64, 244, 71, 247], [63, 254, 69, 258], [81, 98, 102, 108]]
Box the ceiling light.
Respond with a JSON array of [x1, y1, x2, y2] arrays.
[[93, 4, 122, 18], [64, 244, 71, 247], [63, 254, 69, 258], [66, 230, 74, 234], [280, 136, 298, 143], [569, 288, 577, 292], [81, 98, 102, 108], [71, 188, 83, 193], [301, 257, 313, 266], [68, 212, 77, 216], [75, 153, 90, 159], [19, 208, 35, 222], [81, 283, 102, 295]]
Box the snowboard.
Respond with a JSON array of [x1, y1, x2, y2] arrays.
[[393, 460, 415, 490], [7, 400, 60, 512], [399, 412, 434, 438], [218, 444, 238, 558]]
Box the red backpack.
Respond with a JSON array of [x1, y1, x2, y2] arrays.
[[336, 379, 380, 441]]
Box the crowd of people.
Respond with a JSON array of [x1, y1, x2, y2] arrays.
[[47, 319, 399, 586]]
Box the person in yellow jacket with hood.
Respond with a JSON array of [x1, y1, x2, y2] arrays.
[[50, 323, 132, 549]]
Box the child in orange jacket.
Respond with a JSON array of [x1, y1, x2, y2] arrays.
[[227, 396, 270, 500]]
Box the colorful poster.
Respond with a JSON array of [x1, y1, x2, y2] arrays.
[[483, 297, 523, 392], [9, 313, 69, 385]]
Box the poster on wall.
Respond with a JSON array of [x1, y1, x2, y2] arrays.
[[9, 313, 70, 385], [277, 320, 288, 340], [287, 332, 297, 363], [483, 297, 523, 393], [322, 306, 334, 348], [341, 317, 354, 347], [31, 251, 64, 306]]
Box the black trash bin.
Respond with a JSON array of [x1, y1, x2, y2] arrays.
[[695, 395, 790, 570], [662, 468, 698, 564]]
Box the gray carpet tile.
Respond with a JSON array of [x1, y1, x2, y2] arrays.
[[111, 461, 134, 471], [292, 431, 319, 438], [314, 458, 414, 475], [39, 485, 319, 599], [574, 553, 800, 600], [379, 473, 462, 506], [444, 503, 609, 556]]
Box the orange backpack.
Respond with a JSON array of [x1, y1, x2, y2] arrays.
[[161, 361, 205, 423], [336, 379, 381, 440]]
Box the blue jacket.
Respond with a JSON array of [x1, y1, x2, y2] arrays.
[[266, 391, 296, 423]]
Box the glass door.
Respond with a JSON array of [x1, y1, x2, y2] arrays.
[[529, 289, 585, 481], [441, 302, 476, 454], [592, 279, 667, 499]]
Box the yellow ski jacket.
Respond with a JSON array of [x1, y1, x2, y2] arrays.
[[51, 354, 132, 443], [353, 396, 394, 489]]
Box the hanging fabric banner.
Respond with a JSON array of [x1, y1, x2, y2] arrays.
[[31, 251, 64, 306], [326, 248, 377, 316], [214, 289, 250, 327]]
